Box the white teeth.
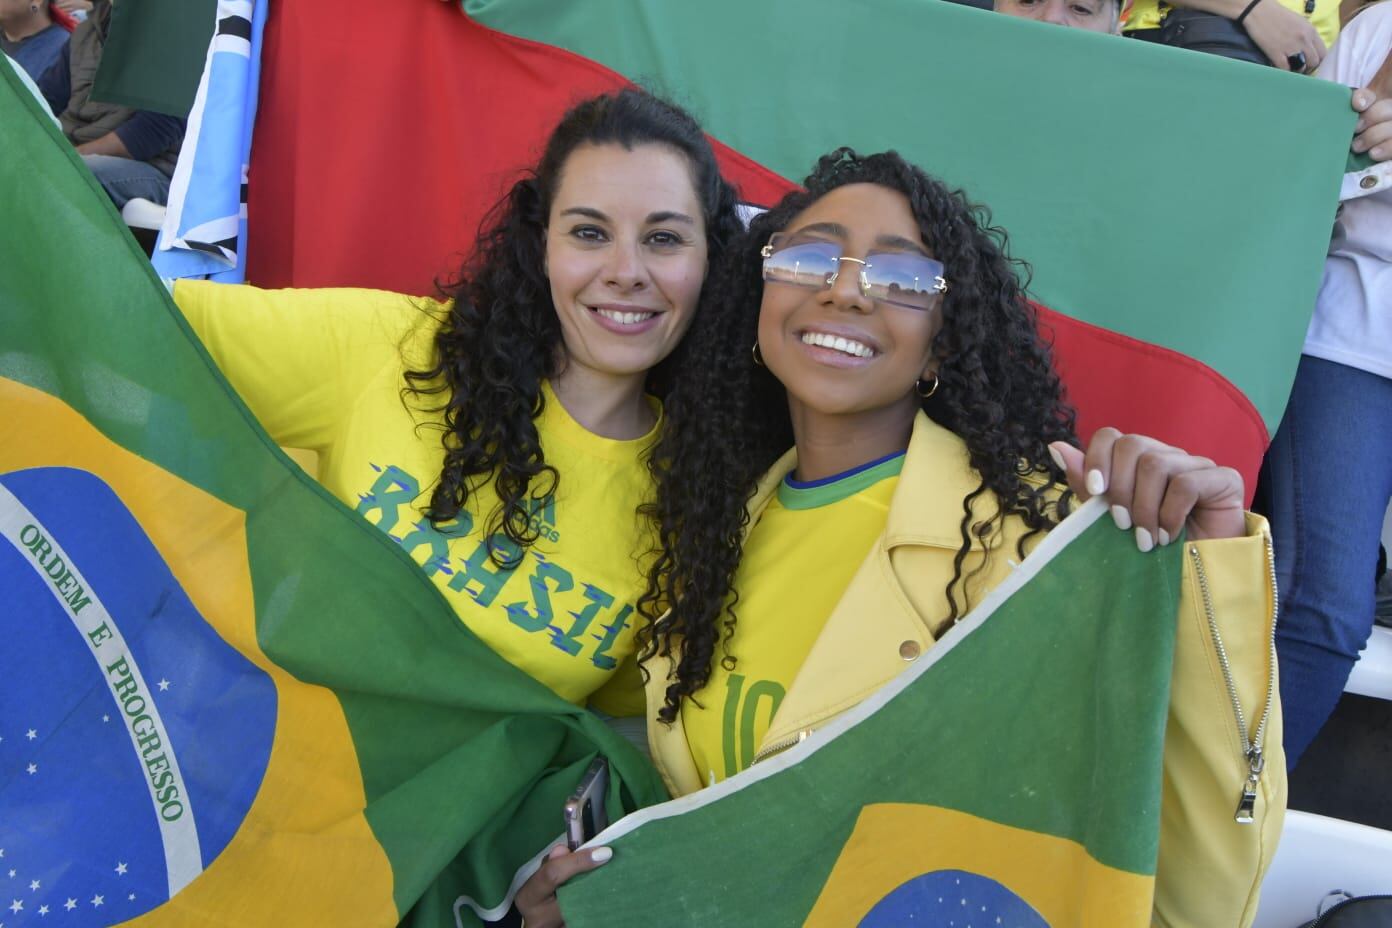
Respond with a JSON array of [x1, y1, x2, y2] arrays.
[[594, 308, 656, 325], [801, 331, 874, 358]]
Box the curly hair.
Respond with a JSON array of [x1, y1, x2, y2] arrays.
[[403, 89, 742, 566], [640, 148, 1079, 722]]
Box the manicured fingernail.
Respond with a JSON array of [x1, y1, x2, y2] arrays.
[[1356, 118, 1367, 131], [1157, 527, 1171, 547], [590, 847, 613, 864], [1373, 147, 1385, 160], [1085, 469, 1106, 496], [1135, 527, 1154, 553], [1047, 444, 1066, 471], [1109, 505, 1132, 531]]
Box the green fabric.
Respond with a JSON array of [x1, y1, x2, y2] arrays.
[[0, 64, 668, 923], [91, 0, 218, 116], [468, 0, 1354, 432], [559, 508, 1182, 925]]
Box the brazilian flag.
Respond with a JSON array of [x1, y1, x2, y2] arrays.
[[0, 63, 666, 926], [559, 501, 1182, 926]]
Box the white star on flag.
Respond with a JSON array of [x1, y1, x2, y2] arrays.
[[127, 894, 135, 901], [63, 899, 76, 911], [38, 904, 48, 915], [102, 714, 109, 723], [25, 764, 36, 776], [24, 730, 35, 741], [114, 862, 127, 876], [157, 679, 171, 692], [27, 881, 37, 891], [7, 901, 20, 914], [90, 895, 103, 908], [7, 870, 14, 878]]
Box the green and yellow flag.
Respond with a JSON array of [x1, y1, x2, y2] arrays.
[[0, 64, 666, 926], [559, 500, 1182, 926]]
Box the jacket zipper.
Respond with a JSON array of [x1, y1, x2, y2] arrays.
[[1187, 535, 1278, 824], [751, 728, 811, 765]]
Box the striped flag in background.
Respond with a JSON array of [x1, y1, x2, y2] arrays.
[[242, 0, 1354, 496]]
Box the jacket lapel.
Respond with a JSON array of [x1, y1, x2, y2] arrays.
[[757, 413, 995, 752]]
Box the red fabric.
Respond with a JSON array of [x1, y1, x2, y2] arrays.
[[50, 5, 77, 31], [1038, 307, 1265, 499], [245, 2, 1264, 493], [247, 3, 788, 294]]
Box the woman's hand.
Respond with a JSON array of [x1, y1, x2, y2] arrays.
[[1049, 429, 1246, 550], [514, 844, 612, 928], [1352, 48, 1392, 161], [1242, 0, 1325, 72]]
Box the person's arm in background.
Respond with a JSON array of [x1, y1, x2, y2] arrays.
[[1160, 0, 1327, 71], [76, 112, 184, 159], [1350, 43, 1392, 161], [34, 39, 69, 117]]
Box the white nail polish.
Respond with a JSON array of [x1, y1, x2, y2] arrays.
[[591, 847, 613, 863], [1047, 445, 1066, 472], [1135, 526, 1154, 553], [1085, 469, 1106, 496], [1157, 528, 1171, 547], [1109, 505, 1132, 531]]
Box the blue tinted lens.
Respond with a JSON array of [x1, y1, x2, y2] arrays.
[[763, 240, 841, 289], [863, 252, 945, 310]]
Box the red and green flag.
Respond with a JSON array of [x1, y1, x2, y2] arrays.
[[241, 0, 1354, 497], [558, 499, 1182, 926], [0, 64, 667, 926]]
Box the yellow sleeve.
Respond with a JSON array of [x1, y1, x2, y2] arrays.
[[1154, 514, 1285, 928], [173, 281, 441, 451]]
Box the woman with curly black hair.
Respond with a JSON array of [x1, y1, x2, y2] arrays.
[[566, 149, 1280, 927], [170, 89, 741, 711]]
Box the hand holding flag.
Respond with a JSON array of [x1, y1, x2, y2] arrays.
[[1048, 429, 1246, 549]]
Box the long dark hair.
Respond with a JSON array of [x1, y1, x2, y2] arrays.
[[403, 89, 742, 565], [639, 148, 1079, 722]]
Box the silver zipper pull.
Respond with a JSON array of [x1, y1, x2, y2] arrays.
[[1235, 776, 1258, 823], [1234, 747, 1264, 824]]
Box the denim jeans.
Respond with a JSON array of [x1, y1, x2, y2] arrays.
[[81, 154, 172, 210], [1260, 354, 1392, 768]]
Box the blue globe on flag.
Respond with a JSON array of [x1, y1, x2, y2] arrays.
[[860, 869, 1051, 927], [0, 467, 276, 925]]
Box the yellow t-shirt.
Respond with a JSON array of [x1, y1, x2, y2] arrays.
[[1124, 0, 1338, 48], [174, 280, 657, 705], [683, 453, 903, 785]]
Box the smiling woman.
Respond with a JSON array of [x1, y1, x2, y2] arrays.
[[168, 91, 740, 717], [625, 148, 1284, 927]]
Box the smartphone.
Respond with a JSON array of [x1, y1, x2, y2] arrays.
[[563, 757, 610, 851]]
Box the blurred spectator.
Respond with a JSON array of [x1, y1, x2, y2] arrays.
[[1, 0, 68, 80], [36, 0, 183, 209], [995, 0, 1122, 32], [1259, 0, 1392, 768], [1127, 0, 1335, 72]]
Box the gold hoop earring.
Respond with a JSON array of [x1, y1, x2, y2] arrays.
[[752, 342, 765, 367], [916, 371, 939, 398]]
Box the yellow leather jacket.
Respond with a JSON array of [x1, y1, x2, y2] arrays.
[[644, 412, 1285, 927]]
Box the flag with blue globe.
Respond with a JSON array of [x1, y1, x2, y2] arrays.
[[0, 467, 276, 925]]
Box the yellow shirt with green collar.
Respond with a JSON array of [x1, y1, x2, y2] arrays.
[[173, 280, 655, 706], [1124, 0, 1339, 47], [683, 453, 903, 785]]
